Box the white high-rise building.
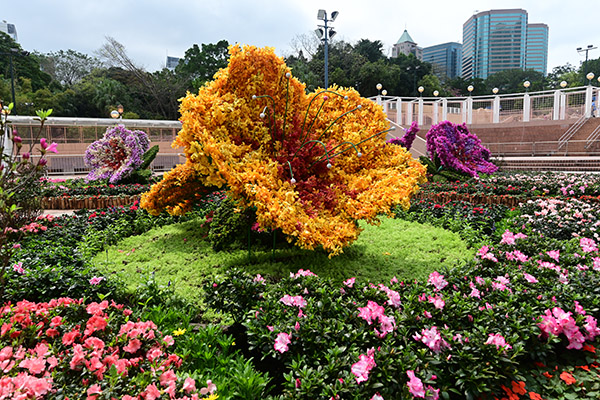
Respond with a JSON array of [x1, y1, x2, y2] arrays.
[[0, 20, 18, 42]]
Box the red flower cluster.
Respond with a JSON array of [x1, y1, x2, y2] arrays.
[[0, 298, 215, 400]]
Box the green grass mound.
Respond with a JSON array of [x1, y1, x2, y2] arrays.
[[92, 216, 473, 302]]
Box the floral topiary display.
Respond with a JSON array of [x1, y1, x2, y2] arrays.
[[84, 125, 151, 184], [425, 120, 497, 179], [141, 45, 426, 255]]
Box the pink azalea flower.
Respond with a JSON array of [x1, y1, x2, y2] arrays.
[[183, 377, 196, 393], [413, 326, 450, 354], [143, 383, 161, 400], [485, 333, 512, 350], [580, 238, 598, 253], [500, 230, 516, 245], [351, 348, 377, 384], [428, 295, 445, 310], [123, 338, 142, 353], [40, 138, 59, 153], [86, 300, 109, 315], [358, 301, 386, 325], [162, 335, 174, 347], [290, 269, 317, 279], [200, 379, 217, 395], [89, 276, 104, 285], [160, 370, 178, 387], [12, 262, 25, 275], [406, 370, 426, 397], [274, 332, 291, 353], [584, 316, 600, 340], [371, 393, 384, 400], [593, 257, 600, 271], [427, 271, 448, 291], [343, 277, 356, 287], [87, 383, 102, 399], [19, 356, 46, 375], [477, 246, 498, 262], [280, 295, 307, 308], [523, 273, 538, 283], [547, 250, 560, 262]]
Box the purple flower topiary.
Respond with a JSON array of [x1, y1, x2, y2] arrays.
[[84, 125, 150, 183], [425, 121, 497, 178], [387, 121, 419, 151]]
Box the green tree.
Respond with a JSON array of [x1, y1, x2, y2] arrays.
[[579, 57, 600, 86], [175, 40, 230, 91], [37, 49, 103, 86], [96, 36, 188, 119], [484, 69, 545, 93], [0, 32, 52, 111], [417, 74, 446, 97], [546, 63, 578, 88], [354, 39, 385, 63]]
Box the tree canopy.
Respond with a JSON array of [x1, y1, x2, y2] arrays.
[[1, 30, 598, 119]]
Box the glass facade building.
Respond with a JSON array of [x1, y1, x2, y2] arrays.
[[462, 9, 548, 80], [422, 42, 462, 79], [525, 23, 549, 74]]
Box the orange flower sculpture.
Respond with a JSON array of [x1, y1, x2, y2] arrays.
[[141, 45, 426, 255]]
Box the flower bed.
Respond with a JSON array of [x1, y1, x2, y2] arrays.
[[6, 171, 600, 399], [0, 298, 217, 400], [41, 195, 141, 210]]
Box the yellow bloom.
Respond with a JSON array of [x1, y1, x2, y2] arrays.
[[173, 328, 186, 336], [141, 45, 426, 255]]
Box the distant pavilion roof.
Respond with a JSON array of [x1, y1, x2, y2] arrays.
[[396, 29, 416, 44]]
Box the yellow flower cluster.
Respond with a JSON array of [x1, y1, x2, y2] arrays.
[[141, 45, 426, 256]]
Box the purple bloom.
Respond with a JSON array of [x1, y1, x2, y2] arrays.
[[387, 121, 419, 151], [425, 121, 497, 178], [84, 125, 150, 183]]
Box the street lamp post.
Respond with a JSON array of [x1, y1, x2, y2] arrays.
[[0, 48, 30, 115], [406, 65, 420, 96], [586, 72, 595, 86], [316, 9, 338, 89], [578, 45, 597, 84], [110, 104, 124, 123]]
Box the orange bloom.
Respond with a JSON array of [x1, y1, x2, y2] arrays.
[[528, 392, 543, 400], [141, 45, 426, 255], [559, 371, 576, 385], [511, 381, 527, 395], [501, 385, 519, 400], [583, 344, 596, 353], [542, 372, 553, 379]]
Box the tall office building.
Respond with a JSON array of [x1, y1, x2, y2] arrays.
[[392, 29, 423, 60], [461, 9, 548, 80], [422, 42, 462, 79], [166, 56, 181, 70], [0, 20, 18, 42], [525, 23, 549, 74]]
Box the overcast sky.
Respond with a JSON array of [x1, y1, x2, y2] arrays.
[[4, 0, 598, 74]]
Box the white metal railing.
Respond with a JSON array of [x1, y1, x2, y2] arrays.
[[586, 124, 600, 149], [23, 153, 184, 176], [557, 115, 588, 151], [373, 85, 600, 127]]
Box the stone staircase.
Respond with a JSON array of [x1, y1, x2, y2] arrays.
[[494, 156, 600, 172]]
